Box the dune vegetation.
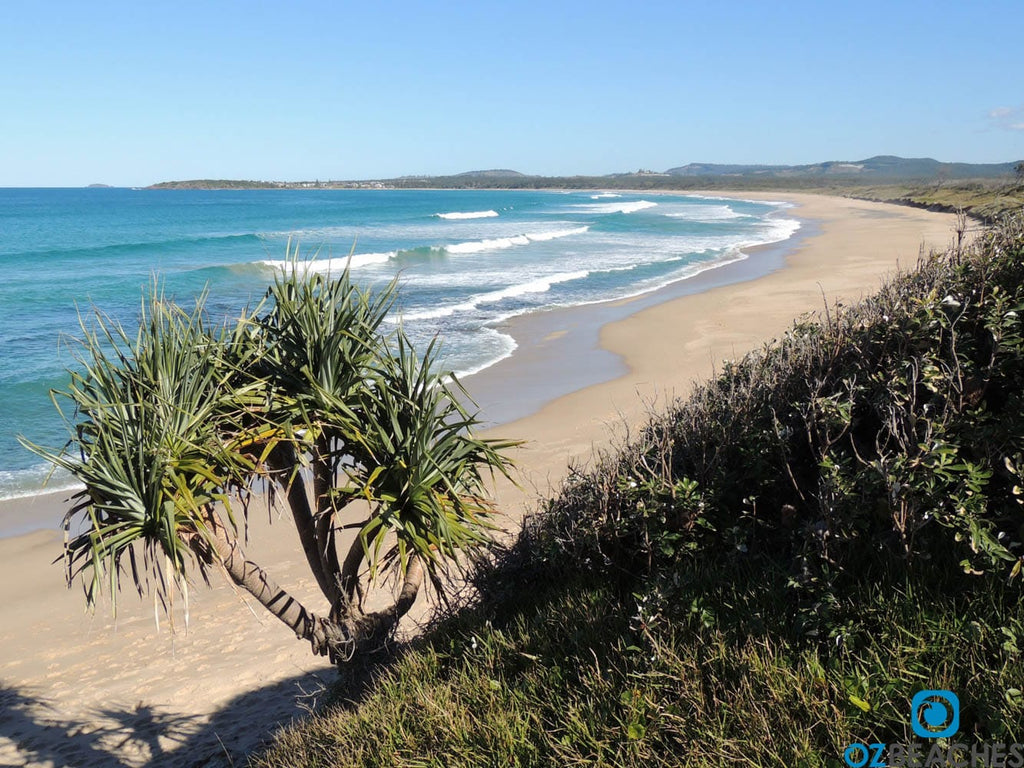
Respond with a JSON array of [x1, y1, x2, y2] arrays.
[[252, 211, 1024, 766], [841, 181, 1024, 224]]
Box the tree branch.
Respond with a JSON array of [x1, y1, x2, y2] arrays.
[[196, 508, 352, 660], [267, 444, 339, 605], [312, 433, 344, 608], [339, 531, 366, 612]]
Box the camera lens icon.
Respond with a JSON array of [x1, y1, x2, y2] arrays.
[[911, 690, 960, 739]]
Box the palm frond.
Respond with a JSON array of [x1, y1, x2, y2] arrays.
[[347, 329, 519, 583], [20, 287, 266, 613]]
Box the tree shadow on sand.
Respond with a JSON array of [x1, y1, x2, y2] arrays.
[[3, 683, 150, 767], [1, 660, 376, 768]]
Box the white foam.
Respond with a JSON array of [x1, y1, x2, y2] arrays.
[[571, 200, 658, 214], [495, 214, 801, 316], [441, 226, 589, 255], [541, 248, 753, 314], [590, 193, 621, 199], [673, 217, 799, 258], [451, 328, 518, 379], [475, 270, 589, 304], [525, 226, 590, 242], [687, 194, 793, 207], [756, 217, 802, 245], [435, 210, 499, 220], [401, 270, 590, 321], [261, 251, 395, 272], [665, 204, 746, 221], [0, 464, 83, 503], [445, 235, 529, 254], [431, 215, 800, 383]]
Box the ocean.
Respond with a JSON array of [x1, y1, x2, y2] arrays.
[[0, 187, 799, 502]]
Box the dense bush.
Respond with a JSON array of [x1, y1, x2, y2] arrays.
[[539, 214, 1024, 626]]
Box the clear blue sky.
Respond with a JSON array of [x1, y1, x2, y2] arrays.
[[2, 0, 1022, 186]]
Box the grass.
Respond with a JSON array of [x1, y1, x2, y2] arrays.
[[839, 181, 1024, 222], [253, 566, 1023, 767], [251, 210, 1024, 766]]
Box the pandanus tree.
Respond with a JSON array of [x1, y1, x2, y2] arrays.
[[23, 263, 516, 663]]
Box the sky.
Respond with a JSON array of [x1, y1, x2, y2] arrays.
[[1, 0, 1022, 187]]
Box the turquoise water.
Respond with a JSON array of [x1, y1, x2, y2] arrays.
[[0, 188, 798, 500]]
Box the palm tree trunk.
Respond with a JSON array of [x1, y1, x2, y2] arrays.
[[339, 534, 367, 610], [312, 434, 344, 606], [196, 507, 424, 662], [199, 509, 353, 661], [337, 534, 424, 630], [267, 444, 341, 607], [341, 556, 425, 656], [385, 556, 424, 623]]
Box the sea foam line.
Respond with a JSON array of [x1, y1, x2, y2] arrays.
[[487, 215, 801, 317], [572, 200, 658, 214], [665, 204, 747, 221], [261, 251, 395, 272], [401, 270, 591, 321], [441, 226, 589, 255], [755, 217, 802, 246], [434, 210, 499, 220], [450, 328, 518, 380], [399, 214, 802, 379], [687, 194, 793, 207], [0, 465, 83, 503]]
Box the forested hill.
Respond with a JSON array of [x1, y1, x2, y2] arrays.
[[148, 156, 1021, 191], [663, 155, 1019, 180]]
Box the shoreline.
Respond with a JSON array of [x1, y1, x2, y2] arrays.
[[465, 211, 815, 427], [0, 195, 808, 535], [0, 193, 962, 767], [473, 191, 959, 526]]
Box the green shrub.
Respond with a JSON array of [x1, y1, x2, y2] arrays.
[[536, 213, 1024, 629]]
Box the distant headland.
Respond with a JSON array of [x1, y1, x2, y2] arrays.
[[148, 156, 1021, 192], [147, 156, 1024, 222]]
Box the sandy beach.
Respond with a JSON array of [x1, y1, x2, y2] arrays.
[[0, 194, 961, 767]]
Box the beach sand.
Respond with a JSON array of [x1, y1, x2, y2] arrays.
[[0, 194, 961, 767]]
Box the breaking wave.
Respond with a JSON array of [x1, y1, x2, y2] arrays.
[[401, 270, 591, 321], [666, 204, 747, 221], [434, 210, 499, 220], [261, 251, 395, 272], [572, 200, 658, 214], [441, 226, 589, 254]]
